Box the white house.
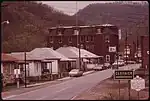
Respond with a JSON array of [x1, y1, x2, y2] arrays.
[[56, 46, 103, 70], [9, 52, 42, 77], [29, 48, 75, 74]]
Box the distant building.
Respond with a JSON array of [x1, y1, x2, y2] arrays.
[[123, 43, 136, 61], [47, 24, 119, 64], [141, 35, 149, 69]]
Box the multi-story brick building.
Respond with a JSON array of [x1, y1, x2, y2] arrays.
[[47, 24, 119, 64], [141, 35, 149, 69]]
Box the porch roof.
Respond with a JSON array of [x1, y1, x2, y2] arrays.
[[1, 53, 18, 62], [56, 46, 103, 59], [30, 47, 75, 61]]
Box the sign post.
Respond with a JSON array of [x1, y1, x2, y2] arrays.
[[131, 75, 145, 100], [14, 69, 20, 88], [114, 70, 134, 100]]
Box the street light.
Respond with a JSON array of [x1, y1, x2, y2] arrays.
[[1, 20, 9, 25]]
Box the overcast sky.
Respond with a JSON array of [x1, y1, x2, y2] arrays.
[[40, 1, 144, 15], [41, 1, 114, 15]]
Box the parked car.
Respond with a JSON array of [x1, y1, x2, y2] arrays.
[[103, 63, 111, 69], [69, 69, 83, 77], [127, 61, 136, 64], [112, 60, 125, 69], [87, 64, 95, 70], [93, 64, 103, 71]]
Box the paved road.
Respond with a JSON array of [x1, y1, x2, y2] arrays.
[[3, 69, 113, 100], [3, 64, 141, 100]]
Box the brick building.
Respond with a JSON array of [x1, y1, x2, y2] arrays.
[[141, 35, 149, 69], [47, 24, 119, 64]]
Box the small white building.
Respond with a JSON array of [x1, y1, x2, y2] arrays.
[[56, 46, 103, 71], [9, 47, 76, 80], [9, 52, 42, 77]]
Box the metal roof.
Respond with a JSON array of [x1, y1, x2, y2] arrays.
[[49, 24, 117, 30]]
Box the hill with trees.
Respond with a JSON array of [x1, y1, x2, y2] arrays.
[[1, 1, 84, 52], [74, 2, 149, 44]]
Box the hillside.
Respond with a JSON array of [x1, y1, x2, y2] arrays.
[[1, 1, 84, 53], [74, 3, 149, 43]]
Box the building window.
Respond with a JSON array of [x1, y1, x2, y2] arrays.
[[85, 36, 89, 42], [57, 29, 62, 35], [50, 36, 53, 43], [80, 36, 84, 42], [103, 28, 110, 34], [91, 36, 94, 42], [105, 35, 110, 43], [68, 36, 72, 43], [74, 30, 79, 35], [97, 28, 101, 34], [59, 37, 62, 43], [106, 55, 110, 62], [85, 45, 90, 50]]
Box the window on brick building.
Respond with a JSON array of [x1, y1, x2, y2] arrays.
[[59, 37, 62, 43], [85, 45, 90, 50], [74, 30, 79, 35], [50, 36, 53, 43], [106, 55, 110, 62], [97, 28, 101, 34], [91, 36, 94, 42], [57, 29, 62, 35], [80, 36, 84, 42], [85, 36, 89, 42], [105, 35, 110, 43], [68, 36, 72, 43]]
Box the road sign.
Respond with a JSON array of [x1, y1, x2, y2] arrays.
[[14, 69, 20, 78], [109, 46, 116, 52], [114, 70, 134, 80], [131, 75, 145, 91]]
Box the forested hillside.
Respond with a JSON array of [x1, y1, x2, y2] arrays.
[[74, 2, 149, 42], [1, 1, 84, 52]]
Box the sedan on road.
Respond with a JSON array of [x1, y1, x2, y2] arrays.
[[69, 69, 83, 77], [112, 60, 125, 69], [93, 64, 103, 71], [103, 63, 111, 69]]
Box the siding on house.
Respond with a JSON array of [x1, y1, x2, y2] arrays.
[[52, 60, 59, 74], [1, 53, 18, 86]]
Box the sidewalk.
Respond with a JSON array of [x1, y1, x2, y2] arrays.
[[2, 70, 95, 98], [83, 70, 95, 76], [22, 70, 95, 88], [23, 70, 95, 88]]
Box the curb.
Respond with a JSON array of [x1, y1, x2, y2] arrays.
[[83, 71, 95, 76]]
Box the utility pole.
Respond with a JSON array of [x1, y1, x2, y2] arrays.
[[76, 1, 81, 71], [24, 38, 27, 88], [125, 30, 128, 65]]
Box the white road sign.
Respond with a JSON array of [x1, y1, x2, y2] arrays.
[[109, 46, 116, 52], [131, 75, 145, 91]]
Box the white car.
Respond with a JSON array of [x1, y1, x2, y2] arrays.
[[112, 60, 125, 69], [127, 61, 136, 64], [93, 64, 103, 71], [69, 69, 83, 77], [103, 63, 111, 69]]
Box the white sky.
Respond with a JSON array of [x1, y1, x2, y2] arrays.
[[40, 1, 114, 15], [40, 1, 144, 15]]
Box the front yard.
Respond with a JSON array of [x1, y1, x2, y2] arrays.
[[74, 76, 149, 100]]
